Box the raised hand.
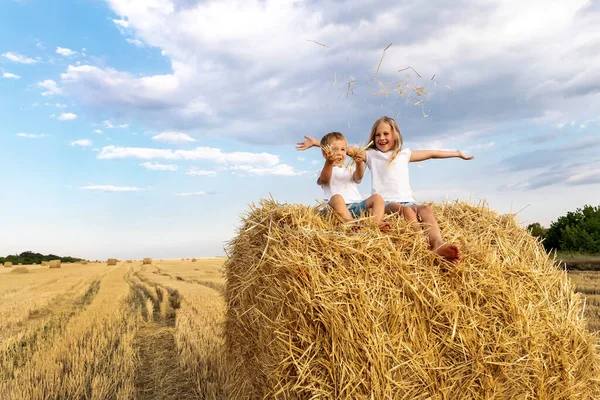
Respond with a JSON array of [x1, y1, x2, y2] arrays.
[[295, 135, 319, 151], [457, 151, 475, 160]]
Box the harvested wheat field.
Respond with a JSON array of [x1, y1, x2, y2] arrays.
[[225, 199, 600, 399], [1, 201, 600, 399]]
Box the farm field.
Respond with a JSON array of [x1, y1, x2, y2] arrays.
[[1, 258, 599, 399]]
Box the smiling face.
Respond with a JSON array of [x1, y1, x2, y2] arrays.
[[374, 122, 396, 152], [322, 138, 347, 167]]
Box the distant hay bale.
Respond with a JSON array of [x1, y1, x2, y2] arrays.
[[18, 263, 23, 265], [191, 258, 197, 262], [81, 260, 88, 265], [11, 266, 30, 274], [126, 260, 133, 263], [41, 261, 49, 266], [225, 199, 600, 399], [49, 260, 61, 269], [107, 258, 118, 266], [4, 262, 13, 268], [143, 258, 152, 265]]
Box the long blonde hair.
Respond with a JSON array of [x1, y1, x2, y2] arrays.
[[367, 116, 404, 163]]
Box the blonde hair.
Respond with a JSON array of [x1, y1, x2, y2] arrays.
[[320, 131, 346, 148], [367, 116, 403, 163]]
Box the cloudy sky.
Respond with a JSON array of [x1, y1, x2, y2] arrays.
[[1, 0, 598, 259]]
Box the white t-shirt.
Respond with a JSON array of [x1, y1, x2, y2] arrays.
[[365, 148, 414, 202], [318, 166, 363, 203]]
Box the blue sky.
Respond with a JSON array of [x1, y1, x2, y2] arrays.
[[1, 0, 599, 259]]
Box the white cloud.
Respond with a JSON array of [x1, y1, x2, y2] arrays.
[[102, 120, 128, 128], [71, 139, 92, 146], [94, 129, 103, 134], [175, 192, 210, 197], [17, 133, 47, 139], [58, 112, 77, 121], [140, 161, 179, 171], [80, 185, 146, 192], [38, 79, 63, 96], [98, 145, 280, 166], [2, 52, 38, 64], [126, 38, 144, 47], [2, 72, 20, 79], [229, 164, 308, 176], [186, 169, 217, 176], [112, 18, 129, 28], [152, 131, 196, 143], [56, 47, 77, 57]]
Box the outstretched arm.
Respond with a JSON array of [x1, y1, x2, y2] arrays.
[[410, 150, 474, 162], [348, 147, 366, 183], [317, 154, 338, 185], [296, 135, 320, 151]]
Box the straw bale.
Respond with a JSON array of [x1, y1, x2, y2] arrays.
[[107, 258, 118, 266], [191, 258, 197, 262], [127, 260, 133, 263], [225, 199, 600, 399], [143, 258, 152, 265], [49, 260, 61, 268], [4, 262, 13, 268], [41, 261, 49, 266], [11, 266, 29, 274], [81, 260, 88, 265]]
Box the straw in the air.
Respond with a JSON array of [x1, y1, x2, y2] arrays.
[[224, 199, 600, 399]]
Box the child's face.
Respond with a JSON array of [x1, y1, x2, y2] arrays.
[[322, 138, 347, 167], [374, 122, 395, 152]]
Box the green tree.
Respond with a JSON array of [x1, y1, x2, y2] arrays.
[[527, 222, 547, 242], [545, 205, 600, 253]]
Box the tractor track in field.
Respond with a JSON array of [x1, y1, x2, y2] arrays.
[[125, 267, 198, 400]]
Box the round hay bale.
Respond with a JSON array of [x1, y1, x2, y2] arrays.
[[142, 258, 152, 265], [3, 262, 13, 268], [126, 260, 133, 263], [81, 260, 88, 265], [107, 258, 118, 266], [10, 266, 29, 274], [225, 199, 600, 399], [191, 258, 197, 262], [41, 261, 49, 266], [49, 260, 61, 268]]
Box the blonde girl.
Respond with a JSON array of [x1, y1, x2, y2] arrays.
[[296, 116, 474, 263]]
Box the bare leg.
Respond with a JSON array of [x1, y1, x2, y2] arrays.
[[417, 205, 461, 263], [328, 194, 353, 222], [366, 194, 390, 230], [403, 205, 421, 233]]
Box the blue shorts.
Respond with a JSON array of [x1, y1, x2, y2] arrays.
[[384, 201, 418, 207], [346, 199, 368, 218]]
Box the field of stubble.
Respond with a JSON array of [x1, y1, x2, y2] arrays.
[[1, 259, 599, 399]]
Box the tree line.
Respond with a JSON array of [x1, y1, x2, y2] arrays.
[[0, 251, 84, 265], [528, 204, 600, 254]]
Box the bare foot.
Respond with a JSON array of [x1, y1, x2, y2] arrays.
[[378, 221, 392, 232], [434, 243, 461, 264], [343, 221, 364, 232]]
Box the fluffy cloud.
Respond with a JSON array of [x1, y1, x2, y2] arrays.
[[140, 161, 179, 171], [41, 0, 600, 147], [17, 133, 47, 139], [102, 120, 129, 128], [56, 47, 77, 56], [58, 112, 77, 121], [38, 80, 63, 96], [2, 52, 38, 64], [97, 145, 280, 166], [80, 185, 146, 192], [71, 139, 92, 146], [152, 132, 196, 143], [229, 164, 308, 176], [186, 168, 217, 176], [2, 72, 20, 79]]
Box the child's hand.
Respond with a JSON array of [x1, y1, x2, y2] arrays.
[[350, 149, 366, 164], [457, 151, 475, 160], [325, 151, 342, 164], [295, 135, 319, 151]]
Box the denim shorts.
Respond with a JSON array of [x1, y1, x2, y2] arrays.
[[384, 201, 417, 207], [346, 199, 368, 217]]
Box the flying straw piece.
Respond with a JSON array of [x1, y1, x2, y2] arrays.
[[375, 43, 393, 79], [445, 85, 455, 93], [431, 74, 436, 80], [345, 76, 356, 99], [398, 66, 422, 78], [307, 40, 330, 48], [333, 72, 336, 86], [421, 103, 429, 118]]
